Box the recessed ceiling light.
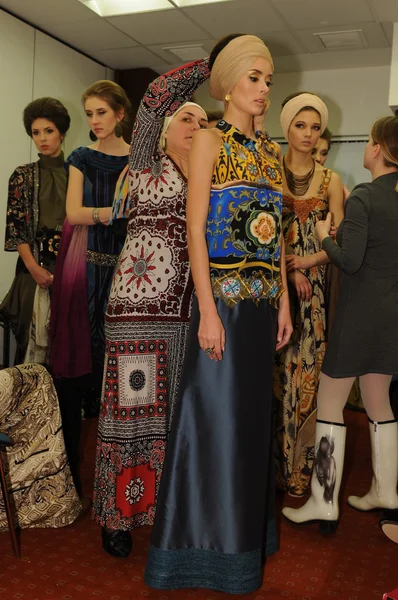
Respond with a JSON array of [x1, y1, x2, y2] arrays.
[[78, 0, 173, 17], [78, 0, 233, 15], [172, 0, 234, 6]]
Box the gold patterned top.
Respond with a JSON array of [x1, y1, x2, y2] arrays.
[[206, 121, 284, 306]]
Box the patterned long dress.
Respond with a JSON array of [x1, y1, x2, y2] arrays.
[[93, 59, 210, 531], [274, 167, 332, 496]]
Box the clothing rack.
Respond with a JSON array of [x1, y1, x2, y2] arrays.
[[275, 135, 368, 145]]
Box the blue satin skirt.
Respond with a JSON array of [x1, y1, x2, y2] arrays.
[[145, 296, 278, 595]]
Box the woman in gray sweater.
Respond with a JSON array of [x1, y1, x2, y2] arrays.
[[282, 115, 398, 534]]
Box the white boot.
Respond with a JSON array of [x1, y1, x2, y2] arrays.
[[282, 419, 346, 533], [348, 419, 398, 511]]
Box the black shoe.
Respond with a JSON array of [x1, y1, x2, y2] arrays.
[[102, 527, 132, 558]]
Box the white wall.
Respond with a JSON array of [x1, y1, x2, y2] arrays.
[[196, 64, 391, 138], [196, 64, 391, 194], [0, 9, 113, 302]]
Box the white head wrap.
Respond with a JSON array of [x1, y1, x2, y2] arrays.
[[159, 101, 207, 150], [209, 35, 273, 101], [280, 93, 328, 140]]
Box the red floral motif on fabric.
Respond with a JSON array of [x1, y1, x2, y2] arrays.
[[116, 463, 156, 518]]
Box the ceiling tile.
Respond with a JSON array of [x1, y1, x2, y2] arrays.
[[369, 0, 398, 22], [147, 39, 215, 63], [42, 17, 138, 51], [106, 9, 208, 44], [270, 0, 374, 30], [92, 46, 167, 70], [296, 21, 390, 54], [274, 47, 391, 73], [0, 0, 96, 26], [261, 31, 307, 56], [183, 0, 288, 37], [381, 22, 393, 46]]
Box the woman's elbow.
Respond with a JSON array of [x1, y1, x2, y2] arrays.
[[341, 261, 362, 276], [66, 210, 80, 226]]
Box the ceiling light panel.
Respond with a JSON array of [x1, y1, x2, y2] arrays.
[[78, 0, 173, 17], [315, 29, 368, 50], [172, 0, 234, 6]]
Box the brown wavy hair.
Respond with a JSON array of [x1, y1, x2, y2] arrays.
[[82, 80, 132, 131]]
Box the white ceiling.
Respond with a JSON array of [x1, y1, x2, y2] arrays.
[[0, 0, 397, 72]]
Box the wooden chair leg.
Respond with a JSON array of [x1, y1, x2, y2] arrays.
[[0, 449, 20, 558]]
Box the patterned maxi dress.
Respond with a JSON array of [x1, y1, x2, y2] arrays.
[[93, 58, 210, 531], [274, 168, 332, 496]]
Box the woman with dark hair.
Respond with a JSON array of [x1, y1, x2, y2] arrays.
[[282, 115, 398, 534], [1, 97, 71, 364], [312, 127, 332, 165], [50, 80, 131, 498], [145, 34, 292, 595], [273, 93, 344, 498], [92, 63, 208, 558]]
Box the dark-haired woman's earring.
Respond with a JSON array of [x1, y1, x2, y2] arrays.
[[225, 93, 231, 102], [114, 124, 123, 138], [89, 130, 97, 142]]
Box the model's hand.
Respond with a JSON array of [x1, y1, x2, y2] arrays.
[[285, 254, 314, 272], [288, 270, 312, 302], [276, 302, 293, 351], [315, 212, 332, 243], [29, 264, 53, 289], [198, 310, 225, 361]]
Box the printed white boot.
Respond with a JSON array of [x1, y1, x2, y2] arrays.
[[348, 419, 398, 511], [282, 419, 346, 534]]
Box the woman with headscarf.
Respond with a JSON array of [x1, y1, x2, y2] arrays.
[[92, 60, 209, 558], [273, 93, 344, 497], [144, 34, 292, 595], [282, 115, 398, 533]]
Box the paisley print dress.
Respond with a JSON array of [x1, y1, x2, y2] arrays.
[[274, 168, 332, 496]]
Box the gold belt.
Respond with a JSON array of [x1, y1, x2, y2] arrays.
[[211, 269, 284, 308], [86, 249, 118, 266], [210, 256, 280, 273]]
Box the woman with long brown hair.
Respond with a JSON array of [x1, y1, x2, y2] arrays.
[[283, 115, 398, 533], [50, 80, 131, 499]]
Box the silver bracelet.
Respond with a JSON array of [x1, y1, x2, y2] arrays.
[[92, 207, 101, 225]]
